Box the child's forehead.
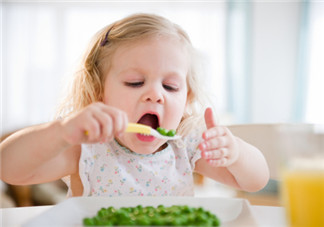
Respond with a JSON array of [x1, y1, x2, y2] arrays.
[[102, 37, 190, 83], [111, 37, 190, 70], [113, 35, 190, 62], [117, 34, 188, 51]]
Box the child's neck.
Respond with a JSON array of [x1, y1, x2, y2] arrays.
[[114, 138, 168, 155]]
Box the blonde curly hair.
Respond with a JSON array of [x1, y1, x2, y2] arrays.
[[57, 13, 208, 136]]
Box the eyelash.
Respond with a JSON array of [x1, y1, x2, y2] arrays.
[[124, 82, 178, 92], [163, 84, 178, 92], [124, 82, 143, 87]]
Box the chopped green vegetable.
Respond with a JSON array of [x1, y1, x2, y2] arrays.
[[157, 127, 177, 137], [166, 129, 176, 137], [157, 127, 168, 136], [83, 205, 220, 226]]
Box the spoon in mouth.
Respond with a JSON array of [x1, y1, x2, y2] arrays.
[[126, 123, 181, 140]]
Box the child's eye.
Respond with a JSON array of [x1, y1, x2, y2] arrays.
[[124, 82, 144, 87], [163, 84, 179, 92]]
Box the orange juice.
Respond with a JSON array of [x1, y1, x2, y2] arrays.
[[282, 168, 324, 227]]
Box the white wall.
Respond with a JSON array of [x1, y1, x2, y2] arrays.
[[251, 1, 301, 123]]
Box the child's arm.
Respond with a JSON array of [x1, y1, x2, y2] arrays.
[[0, 102, 128, 185], [0, 122, 80, 185], [195, 108, 270, 192]]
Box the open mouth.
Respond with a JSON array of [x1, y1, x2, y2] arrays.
[[137, 113, 159, 130]]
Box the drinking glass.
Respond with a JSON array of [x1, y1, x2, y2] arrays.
[[278, 124, 324, 227]]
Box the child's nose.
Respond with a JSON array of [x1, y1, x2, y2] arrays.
[[142, 86, 164, 104]]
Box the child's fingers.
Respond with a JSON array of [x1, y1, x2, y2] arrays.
[[71, 102, 129, 143], [118, 111, 129, 136], [199, 136, 228, 151], [84, 103, 127, 141], [101, 115, 113, 142], [84, 118, 101, 142], [201, 148, 228, 159], [111, 110, 128, 136], [99, 105, 128, 137], [87, 107, 112, 142], [207, 158, 227, 167], [202, 126, 226, 140]]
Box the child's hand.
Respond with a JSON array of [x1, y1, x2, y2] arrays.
[[60, 102, 128, 145], [199, 108, 239, 167]]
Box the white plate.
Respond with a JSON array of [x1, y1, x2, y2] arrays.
[[24, 197, 258, 227]]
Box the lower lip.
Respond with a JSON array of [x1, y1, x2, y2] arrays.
[[136, 133, 156, 142]]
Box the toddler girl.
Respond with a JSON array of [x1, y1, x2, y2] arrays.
[[0, 13, 269, 197]]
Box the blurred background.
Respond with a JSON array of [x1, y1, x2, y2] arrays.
[[1, 0, 323, 207]]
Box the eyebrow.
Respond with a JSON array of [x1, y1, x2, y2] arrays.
[[115, 68, 143, 79], [117, 67, 186, 80]]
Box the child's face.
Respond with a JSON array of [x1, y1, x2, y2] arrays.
[[103, 36, 189, 154]]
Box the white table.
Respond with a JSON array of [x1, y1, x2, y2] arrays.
[[1, 204, 286, 227]]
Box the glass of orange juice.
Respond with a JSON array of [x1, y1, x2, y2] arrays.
[[278, 124, 324, 227]]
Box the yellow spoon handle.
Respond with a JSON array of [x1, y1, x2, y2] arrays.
[[126, 123, 152, 134], [85, 123, 151, 136]]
